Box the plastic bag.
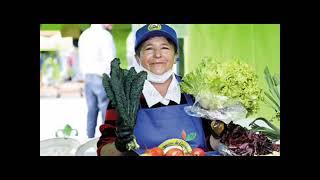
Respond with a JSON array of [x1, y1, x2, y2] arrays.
[[184, 93, 247, 124], [216, 144, 240, 156]]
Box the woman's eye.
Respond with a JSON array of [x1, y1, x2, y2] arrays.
[[145, 47, 152, 50], [162, 47, 169, 50]]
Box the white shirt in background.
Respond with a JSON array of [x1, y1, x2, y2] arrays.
[[78, 24, 116, 77], [142, 75, 181, 108], [126, 31, 136, 69]]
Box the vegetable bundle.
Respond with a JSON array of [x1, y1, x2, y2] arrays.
[[263, 66, 280, 123], [247, 67, 280, 141], [249, 117, 280, 141], [181, 58, 263, 116], [102, 58, 147, 151], [220, 122, 279, 156]]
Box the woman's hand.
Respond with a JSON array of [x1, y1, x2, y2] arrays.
[[115, 125, 134, 152], [100, 142, 124, 156]]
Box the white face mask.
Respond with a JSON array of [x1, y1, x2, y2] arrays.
[[135, 59, 174, 83]]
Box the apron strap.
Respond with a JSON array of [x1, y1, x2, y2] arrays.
[[184, 93, 194, 105], [175, 74, 183, 83]]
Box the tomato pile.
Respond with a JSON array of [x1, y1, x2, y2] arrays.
[[142, 147, 206, 156]]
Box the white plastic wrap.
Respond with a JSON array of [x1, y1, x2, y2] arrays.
[[184, 94, 248, 124]]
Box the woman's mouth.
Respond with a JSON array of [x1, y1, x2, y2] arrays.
[[150, 62, 166, 65]]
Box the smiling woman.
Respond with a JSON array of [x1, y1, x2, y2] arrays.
[[98, 24, 210, 156], [136, 36, 177, 75]]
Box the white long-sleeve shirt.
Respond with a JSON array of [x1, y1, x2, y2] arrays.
[[78, 24, 116, 76], [126, 31, 136, 68]]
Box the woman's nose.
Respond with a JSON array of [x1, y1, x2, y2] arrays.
[[154, 49, 161, 58]]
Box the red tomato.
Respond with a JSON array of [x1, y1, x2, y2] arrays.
[[145, 147, 164, 156], [191, 148, 206, 156], [165, 148, 184, 156]]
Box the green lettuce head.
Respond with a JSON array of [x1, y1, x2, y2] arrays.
[[180, 58, 263, 116]]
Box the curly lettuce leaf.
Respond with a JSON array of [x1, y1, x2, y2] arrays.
[[180, 58, 263, 116]]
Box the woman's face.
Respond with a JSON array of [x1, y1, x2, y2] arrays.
[[137, 36, 177, 75]]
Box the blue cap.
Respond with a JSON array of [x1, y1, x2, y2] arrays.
[[134, 24, 178, 53]]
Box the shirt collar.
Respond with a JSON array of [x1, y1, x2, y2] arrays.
[[142, 75, 181, 108]]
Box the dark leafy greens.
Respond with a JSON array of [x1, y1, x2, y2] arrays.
[[220, 122, 279, 156], [102, 58, 147, 151]]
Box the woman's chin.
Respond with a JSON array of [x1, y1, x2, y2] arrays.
[[150, 69, 166, 75]]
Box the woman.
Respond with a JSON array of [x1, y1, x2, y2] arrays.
[[97, 24, 214, 156]]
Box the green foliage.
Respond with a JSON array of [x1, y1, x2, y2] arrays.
[[261, 66, 280, 125], [180, 57, 263, 116], [112, 25, 131, 69], [249, 117, 280, 141], [249, 67, 280, 138], [63, 124, 73, 137], [55, 124, 78, 138], [185, 24, 280, 120], [264, 67, 280, 112], [42, 56, 61, 82]]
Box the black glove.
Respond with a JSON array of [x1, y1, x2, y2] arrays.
[[115, 125, 134, 152]]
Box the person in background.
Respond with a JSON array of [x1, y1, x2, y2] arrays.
[[126, 31, 140, 71], [78, 24, 116, 138]]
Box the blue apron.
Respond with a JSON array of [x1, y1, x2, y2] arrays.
[[133, 78, 206, 155]]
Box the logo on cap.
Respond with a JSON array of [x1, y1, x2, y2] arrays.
[[148, 24, 162, 31]]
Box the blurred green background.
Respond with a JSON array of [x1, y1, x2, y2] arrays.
[[40, 24, 280, 126]]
